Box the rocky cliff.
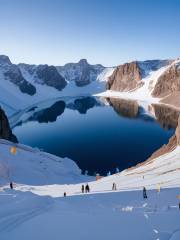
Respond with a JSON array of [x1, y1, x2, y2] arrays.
[[36, 65, 67, 91], [107, 61, 142, 92], [57, 59, 105, 87], [0, 55, 36, 95], [106, 59, 171, 94], [0, 107, 17, 142], [152, 61, 180, 97]]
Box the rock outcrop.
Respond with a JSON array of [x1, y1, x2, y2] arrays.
[[107, 61, 142, 92], [36, 65, 67, 91], [152, 62, 180, 97], [57, 59, 105, 87], [0, 107, 18, 142], [0, 55, 36, 96]]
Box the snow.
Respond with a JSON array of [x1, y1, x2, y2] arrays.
[[0, 139, 180, 239], [95, 59, 180, 109], [0, 64, 112, 117], [95, 64, 171, 104], [0, 57, 180, 239], [0, 139, 92, 185], [96, 67, 115, 82]]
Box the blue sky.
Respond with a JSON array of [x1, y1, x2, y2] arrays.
[[0, 0, 180, 66]]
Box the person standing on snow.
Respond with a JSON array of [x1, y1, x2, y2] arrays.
[[143, 187, 147, 199], [112, 183, 117, 191], [10, 182, 13, 189], [85, 184, 90, 193], [81, 185, 84, 193]]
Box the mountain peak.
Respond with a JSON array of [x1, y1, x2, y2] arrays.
[[78, 59, 88, 65], [0, 55, 11, 66]]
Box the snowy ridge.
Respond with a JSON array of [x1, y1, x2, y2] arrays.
[[0, 57, 112, 116], [96, 59, 180, 104]]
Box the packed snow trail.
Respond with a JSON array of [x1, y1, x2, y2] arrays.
[[1, 188, 180, 240]]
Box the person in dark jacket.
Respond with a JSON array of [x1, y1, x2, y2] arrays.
[[64, 192, 66, 197], [81, 185, 84, 193], [85, 184, 90, 193], [10, 182, 13, 189], [112, 182, 117, 191], [143, 187, 147, 199]]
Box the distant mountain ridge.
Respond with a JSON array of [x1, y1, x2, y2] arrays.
[[0, 55, 112, 115], [0, 54, 180, 116]]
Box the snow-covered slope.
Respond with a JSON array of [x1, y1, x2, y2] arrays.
[[98, 59, 180, 107], [0, 139, 180, 240], [0, 139, 92, 185], [0, 56, 113, 116]]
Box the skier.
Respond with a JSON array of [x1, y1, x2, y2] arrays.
[[143, 187, 147, 199], [10, 182, 13, 189], [81, 185, 84, 193], [64, 192, 66, 197], [85, 184, 90, 193]]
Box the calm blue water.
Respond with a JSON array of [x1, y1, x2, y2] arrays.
[[13, 97, 175, 176]]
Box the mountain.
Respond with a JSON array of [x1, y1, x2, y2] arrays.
[[19, 63, 67, 91], [1, 54, 180, 117], [57, 58, 105, 86], [0, 55, 113, 116], [0, 55, 36, 96], [107, 59, 171, 92]]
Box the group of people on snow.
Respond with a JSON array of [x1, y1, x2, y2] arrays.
[[81, 184, 90, 193]]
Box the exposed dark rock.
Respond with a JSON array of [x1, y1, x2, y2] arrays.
[[36, 65, 67, 91], [4, 64, 36, 95], [57, 59, 105, 87], [0, 107, 18, 142], [0, 55, 12, 66]]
